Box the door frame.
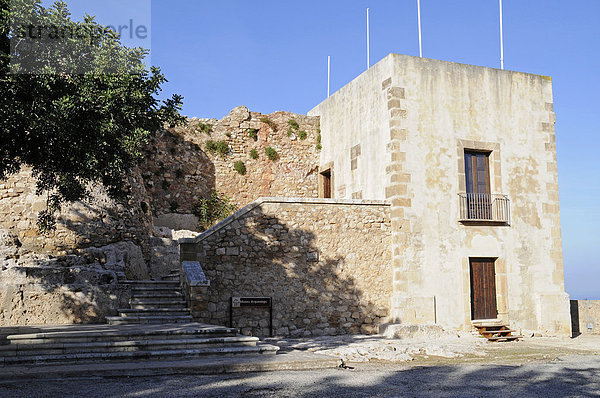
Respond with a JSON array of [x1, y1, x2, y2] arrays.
[[469, 257, 498, 321]]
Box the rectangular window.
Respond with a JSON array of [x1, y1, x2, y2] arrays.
[[320, 169, 331, 198], [464, 151, 491, 219]]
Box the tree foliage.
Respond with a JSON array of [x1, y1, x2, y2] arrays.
[[0, 0, 184, 231]]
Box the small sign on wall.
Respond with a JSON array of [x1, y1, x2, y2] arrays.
[[230, 296, 273, 336]]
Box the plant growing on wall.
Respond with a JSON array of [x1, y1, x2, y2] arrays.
[[316, 131, 322, 150], [250, 149, 259, 159], [234, 161, 246, 175], [265, 147, 278, 161], [196, 123, 212, 135], [193, 190, 237, 231], [298, 130, 307, 140], [205, 140, 229, 156], [248, 129, 259, 141], [260, 117, 278, 131], [287, 118, 300, 138]]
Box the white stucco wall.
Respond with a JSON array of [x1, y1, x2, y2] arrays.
[[310, 54, 571, 336], [308, 55, 394, 200]]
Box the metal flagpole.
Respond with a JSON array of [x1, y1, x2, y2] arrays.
[[417, 0, 423, 57], [499, 0, 504, 69], [327, 55, 331, 98], [366, 8, 370, 69]]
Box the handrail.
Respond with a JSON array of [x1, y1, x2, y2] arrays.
[[458, 193, 510, 224]]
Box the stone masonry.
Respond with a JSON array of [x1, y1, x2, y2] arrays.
[[180, 198, 391, 337], [141, 106, 321, 224]]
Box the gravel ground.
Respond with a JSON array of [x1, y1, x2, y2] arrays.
[[0, 335, 599, 397]]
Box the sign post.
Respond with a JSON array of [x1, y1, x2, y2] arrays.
[[230, 297, 273, 337]]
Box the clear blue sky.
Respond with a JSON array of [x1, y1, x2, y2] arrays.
[[65, 0, 599, 299]]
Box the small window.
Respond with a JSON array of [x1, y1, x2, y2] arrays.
[[320, 169, 332, 198]]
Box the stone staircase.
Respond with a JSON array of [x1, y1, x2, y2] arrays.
[[0, 269, 279, 366], [106, 277, 194, 325], [473, 320, 523, 342]]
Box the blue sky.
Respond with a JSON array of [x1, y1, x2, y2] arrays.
[[63, 0, 599, 299]]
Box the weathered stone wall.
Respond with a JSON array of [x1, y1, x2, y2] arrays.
[[141, 106, 320, 229], [0, 167, 153, 258], [180, 198, 392, 337], [310, 54, 571, 336], [571, 300, 600, 335]]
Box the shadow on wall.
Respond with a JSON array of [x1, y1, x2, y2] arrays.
[[195, 203, 392, 337], [141, 129, 216, 219], [0, 254, 131, 325]]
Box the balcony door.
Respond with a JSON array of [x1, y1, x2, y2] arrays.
[[465, 151, 491, 219]]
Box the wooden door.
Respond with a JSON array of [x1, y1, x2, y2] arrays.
[[470, 258, 498, 320]]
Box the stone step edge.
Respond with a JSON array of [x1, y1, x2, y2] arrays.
[[118, 309, 191, 313], [107, 315, 193, 321], [0, 344, 281, 366], [0, 336, 260, 353], [120, 280, 179, 285], [0, 351, 341, 380], [7, 326, 238, 341]]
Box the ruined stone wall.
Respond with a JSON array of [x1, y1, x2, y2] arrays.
[[141, 106, 320, 230], [180, 198, 392, 337], [571, 300, 600, 335], [0, 167, 153, 258]]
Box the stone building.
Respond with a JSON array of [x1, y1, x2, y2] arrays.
[[1, 53, 572, 337], [306, 53, 571, 336]]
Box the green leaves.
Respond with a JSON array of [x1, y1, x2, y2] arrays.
[[0, 0, 185, 231]]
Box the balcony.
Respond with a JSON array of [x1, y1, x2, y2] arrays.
[[458, 193, 510, 225]]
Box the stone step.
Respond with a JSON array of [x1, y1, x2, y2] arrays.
[[131, 286, 182, 292], [130, 292, 183, 299], [0, 351, 339, 380], [130, 297, 187, 305], [130, 302, 187, 310], [121, 280, 179, 286], [0, 344, 280, 366], [118, 309, 191, 317], [6, 324, 239, 345], [0, 336, 259, 357], [107, 315, 194, 325]]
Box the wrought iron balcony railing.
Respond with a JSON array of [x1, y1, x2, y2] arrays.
[[458, 193, 510, 224]]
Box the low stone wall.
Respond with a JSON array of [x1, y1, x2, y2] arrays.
[[180, 197, 392, 337], [571, 300, 600, 335]]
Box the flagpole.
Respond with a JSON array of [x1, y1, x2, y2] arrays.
[[417, 0, 423, 57], [366, 8, 370, 69], [499, 0, 504, 69], [327, 55, 331, 98]]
